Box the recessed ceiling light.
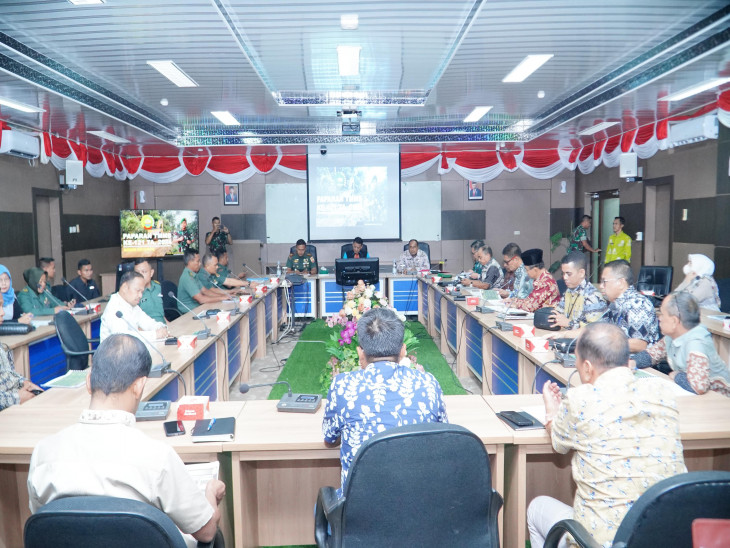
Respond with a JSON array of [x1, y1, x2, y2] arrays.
[[659, 77, 730, 102], [146, 60, 198, 87], [341, 14, 359, 30], [337, 46, 361, 76], [506, 119, 533, 132], [503, 54, 554, 83], [578, 121, 619, 136], [160, 98, 169, 106], [0, 96, 45, 113], [68, 0, 105, 4], [464, 106, 493, 123], [537, 90, 545, 99], [211, 111, 240, 126], [87, 130, 130, 143]]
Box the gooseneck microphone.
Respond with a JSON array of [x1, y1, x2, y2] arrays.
[[553, 306, 613, 368], [167, 291, 211, 339], [240, 380, 293, 396], [242, 263, 260, 277], [115, 310, 171, 377], [43, 288, 66, 308], [239, 380, 322, 413], [61, 277, 89, 304], [210, 279, 241, 316]]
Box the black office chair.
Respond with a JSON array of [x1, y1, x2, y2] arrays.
[[24, 495, 223, 548], [403, 241, 431, 262], [115, 261, 135, 292], [636, 265, 673, 297], [289, 244, 318, 266], [340, 243, 368, 259], [161, 280, 181, 321], [54, 310, 97, 370], [716, 277, 730, 313], [544, 471, 730, 548], [314, 422, 503, 548], [556, 278, 567, 296]]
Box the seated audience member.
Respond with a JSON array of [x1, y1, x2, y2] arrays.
[[177, 250, 227, 314], [632, 292, 730, 397], [287, 239, 318, 275], [204, 216, 232, 254], [397, 239, 430, 273], [506, 249, 559, 312], [527, 323, 687, 548], [0, 341, 42, 411], [38, 257, 66, 301], [342, 236, 369, 259], [68, 259, 100, 301], [0, 265, 32, 324], [18, 267, 70, 316], [323, 307, 448, 497], [27, 334, 225, 546], [133, 258, 165, 324], [100, 271, 168, 344], [461, 244, 503, 290], [196, 253, 236, 297], [548, 252, 607, 330], [214, 250, 254, 289], [497, 242, 533, 299], [467, 239, 484, 278], [604, 216, 632, 263], [674, 254, 721, 311]]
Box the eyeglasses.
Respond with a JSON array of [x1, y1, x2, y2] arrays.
[[503, 256, 517, 266], [598, 277, 621, 286]]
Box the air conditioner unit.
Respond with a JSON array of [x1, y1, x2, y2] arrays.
[[0, 130, 40, 159], [668, 114, 718, 146]]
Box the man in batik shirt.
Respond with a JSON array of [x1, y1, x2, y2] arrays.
[[496, 242, 533, 299], [549, 251, 607, 330], [461, 243, 503, 290], [397, 239, 430, 273], [506, 249, 560, 313]]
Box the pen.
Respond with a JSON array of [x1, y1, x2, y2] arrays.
[[207, 418, 216, 431]]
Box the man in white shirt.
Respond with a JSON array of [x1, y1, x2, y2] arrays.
[[27, 334, 225, 546], [100, 270, 168, 344]]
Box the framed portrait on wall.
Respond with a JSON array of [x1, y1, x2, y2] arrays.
[[467, 180, 483, 201], [224, 183, 239, 206]]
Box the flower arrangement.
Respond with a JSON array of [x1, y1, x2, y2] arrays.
[[326, 279, 398, 322]]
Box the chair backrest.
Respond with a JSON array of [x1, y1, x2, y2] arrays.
[[556, 277, 568, 296], [25, 495, 187, 548], [339, 422, 500, 547], [115, 261, 135, 292], [403, 241, 431, 261], [54, 310, 91, 370], [160, 280, 180, 321], [289, 244, 318, 265], [611, 471, 730, 548], [716, 278, 730, 313], [341, 243, 368, 258], [636, 265, 673, 296]]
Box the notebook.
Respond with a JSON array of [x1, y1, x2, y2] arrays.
[[191, 417, 236, 443]]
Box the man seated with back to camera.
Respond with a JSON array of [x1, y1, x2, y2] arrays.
[[548, 251, 607, 330], [631, 291, 730, 397], [287, 239, 318, 275], [460, 243, 503, 290], [27, 334, 225, 546], [322, 307, 448, 497], [527, 323, 687, 548]]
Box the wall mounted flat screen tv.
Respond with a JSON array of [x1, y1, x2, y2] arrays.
[[120, 209, 199, 258]]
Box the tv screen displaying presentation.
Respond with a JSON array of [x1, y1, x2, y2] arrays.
[[307, 144, 400, 241], [120, 209, 199, 258]]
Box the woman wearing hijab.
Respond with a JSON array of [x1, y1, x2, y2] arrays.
[[675, 254, 721, 311], [0, 266, 33, 324], [17, 267, 70, 316]]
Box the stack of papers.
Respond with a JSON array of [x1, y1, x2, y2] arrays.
[[185, 461, 220, 492], [42, 369, 88, 388]]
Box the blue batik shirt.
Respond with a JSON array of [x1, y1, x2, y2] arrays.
[[322, 360, 448, 497]]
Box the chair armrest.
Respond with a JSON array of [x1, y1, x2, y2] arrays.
[[544, 519, 601, 548], [315, 486, 343, 547], [487, 489, 504, 547], [62, 348, 96, 357]]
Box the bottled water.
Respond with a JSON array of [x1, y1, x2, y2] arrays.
[[276, 261, 281, 276], [392, 259, 397, 274]]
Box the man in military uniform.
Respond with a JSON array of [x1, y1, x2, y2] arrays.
[[133, 258, 165, 323], [214, 250, 254, 290], [196, 254, 236, 298], [18, 267, 71, 316], [174, 218, 195, 254], [204, 217, 232, 255], [177, 250, 228, 314], [567, 215, 600, 255], [286, 239, 317, 275]]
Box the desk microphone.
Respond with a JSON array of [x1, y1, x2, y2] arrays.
[[115, 310, 171, 377], [552, 307, 612, 368], [211, 279, 241, 316], [239, 381, 322, 413], [61, 277, 91, 313], [242, 263, 260, 277], [167, 291, 211, 339], [43, 289, 66, 309]]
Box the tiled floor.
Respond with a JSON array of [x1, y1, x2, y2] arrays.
[[228, 319, 482, 401]]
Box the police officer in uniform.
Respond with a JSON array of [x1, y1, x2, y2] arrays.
[[133, 258, 165, 323], [286, 239, 317, 275]]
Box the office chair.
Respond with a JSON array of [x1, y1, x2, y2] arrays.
[[340, 243, 368, 259], [556, 278, 568, 296], [24, 495, 224, 548], [716, 278, 730, 313], [403, 241, 431, 262], [543, 471, 730, 548], [289, 244, 318, 266], [54, 310, 97, 370], [314, 422, 503, 548], [115, 261, 135, 292], [636, 265, 672, 296], [161, 280, 181, 321]]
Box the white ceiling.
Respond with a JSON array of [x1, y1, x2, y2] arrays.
[[0, 0, 727, 156]]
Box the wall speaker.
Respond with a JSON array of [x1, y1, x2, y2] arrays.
[[619, 153, 638, 178], [66, 159, 84, 186]]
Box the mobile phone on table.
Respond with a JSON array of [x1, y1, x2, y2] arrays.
[[163, 420, 186, 437], [498, 411, 533, 428]]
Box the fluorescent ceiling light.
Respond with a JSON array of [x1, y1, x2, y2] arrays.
[[146, 60, 198, 87], [506, 119, 533, 132], [337, 46, 361, 76], [578, 121, 619, 136], [68, 0, 105, 4], [341, 14, 359, 30], [87, 130, 130, 144], [659, 77, 730, 102], [211, 111, 240, 126], [0, 96, 45, 113], [503, 54, 554, 83], [464, 106, 493, 123]]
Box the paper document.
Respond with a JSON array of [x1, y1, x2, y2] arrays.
[[185, 461, 220, 492], [42, 369, 88, 389], [634, 370, 695, 397], [479, 289, 501, 301]]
